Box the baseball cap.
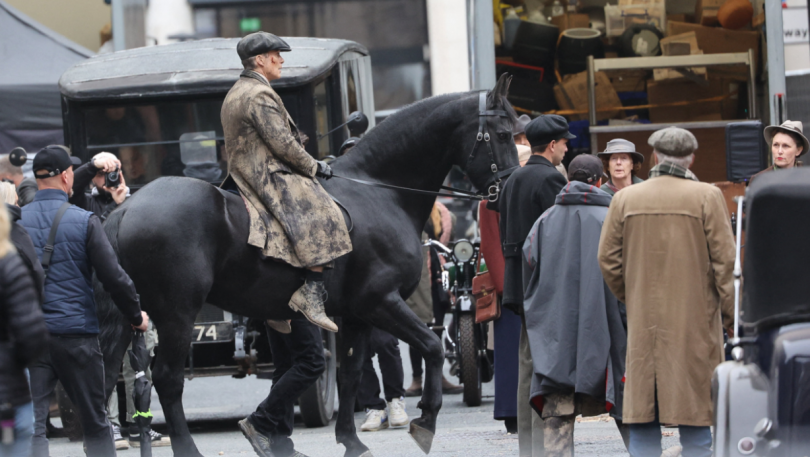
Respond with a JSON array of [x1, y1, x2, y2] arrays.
[[33, 145, 82, 179], [567, 154, 603, 184], [525, 114, 576, 147]]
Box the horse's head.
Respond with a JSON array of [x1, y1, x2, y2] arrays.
[[455, 73, 520, 201]]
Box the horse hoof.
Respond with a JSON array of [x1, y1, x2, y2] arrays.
[[408, 421, 435, 454]]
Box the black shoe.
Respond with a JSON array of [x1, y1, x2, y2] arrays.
[[504, 417, 518, 434], [239, 418, 276, 457]]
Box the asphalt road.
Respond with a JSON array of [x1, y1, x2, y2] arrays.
[[47, 340, 680, 457]]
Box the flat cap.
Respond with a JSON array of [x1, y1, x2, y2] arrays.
[[647, 127, 698, 157], [525, 114, 576, 147], [237, 32, 291, 61], [568, 154, 603, 184]]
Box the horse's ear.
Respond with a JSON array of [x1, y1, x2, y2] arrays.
[[487, 73, 512, 107]]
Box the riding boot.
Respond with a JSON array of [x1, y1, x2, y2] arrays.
[[405, 376, 423, 397], [288, 275, 338, 333]]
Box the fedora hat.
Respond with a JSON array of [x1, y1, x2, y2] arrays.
[[597, 138, 644, 164], [764, 120, 810, 156]]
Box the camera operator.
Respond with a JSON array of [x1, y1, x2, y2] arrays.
[[70, 152, 128, 221]]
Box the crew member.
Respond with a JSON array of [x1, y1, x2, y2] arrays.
[[22, 146, 149, 457], [220, 31, 352, 334]]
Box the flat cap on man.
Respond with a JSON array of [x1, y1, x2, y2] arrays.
[[525, 114, 576, 147], [237, 32, 291, 61], [648, 127, 698, 157]]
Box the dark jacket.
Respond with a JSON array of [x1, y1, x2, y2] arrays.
[[749, 160, 802, 184], [70, 162, 120, 220], [522, 182, 627, 419], [600, 175, 644, 196], [21, 189, 142, 335], [16, 177, 37, 207], [6, 204, 44, 303], [0, 252, 48, 407], [496, 155, 567, 309]]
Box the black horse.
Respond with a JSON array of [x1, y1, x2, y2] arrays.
[[97, 74, 518, 457]]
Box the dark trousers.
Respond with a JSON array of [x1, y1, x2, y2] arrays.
[[628, 398, 712, 457], [357, 328, 405, 411], [30, 336, 114, 457], [251, 318, 324, 456]]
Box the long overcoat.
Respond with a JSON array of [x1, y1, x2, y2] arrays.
[[221, 71, 352, 268], [496, 155, 567, 309], [597, 175, 735, 426]]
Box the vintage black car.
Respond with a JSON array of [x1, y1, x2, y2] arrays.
[[57, 37, 376, 427], [713, 168, 810, 456]]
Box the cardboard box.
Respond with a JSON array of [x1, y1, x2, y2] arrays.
[[553, 71, 624, 121], [550, 13, 590, 31], [647, 79, 739, 123], [667, 13, 694, 23], [695, 0, 725, 25], [605, 70, 650, 92], [667, 21, 759, 80], [653, 32, 707, 81]]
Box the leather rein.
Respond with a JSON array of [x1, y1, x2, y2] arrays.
[[332, 91, 517, 202]]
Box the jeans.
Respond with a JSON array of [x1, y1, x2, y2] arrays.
[[30, 336, 115, 457], [628, 400, 712, 457], [0, 401, 34, 457], [250, 318, 324, 457], [357, 327, 405, 411]]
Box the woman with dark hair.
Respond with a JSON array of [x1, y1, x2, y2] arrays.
[[597, 139, 645, 196], [751, 120, 807, 182]]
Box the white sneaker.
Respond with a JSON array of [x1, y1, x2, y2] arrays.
[[112, 425, 130, 450], [388, 397, 409, 427], [360, 409, 389, 431]]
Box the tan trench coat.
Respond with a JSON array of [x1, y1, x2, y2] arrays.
[[221, 71, 352, 268], [597, 175, 735, 426]]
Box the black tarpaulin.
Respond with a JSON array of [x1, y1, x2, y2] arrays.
[[0, 0, 92, 153]]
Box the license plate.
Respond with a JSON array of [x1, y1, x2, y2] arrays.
[[190, 322, 234, 344]]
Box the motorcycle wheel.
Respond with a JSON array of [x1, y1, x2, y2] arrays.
[[459, 314, 482, 407]]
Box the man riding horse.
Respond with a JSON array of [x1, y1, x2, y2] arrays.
[[221, 32, 352, 333]]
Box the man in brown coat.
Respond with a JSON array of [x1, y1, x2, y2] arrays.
[[598, 127, 735, 457], [221, 32, 352, 334]]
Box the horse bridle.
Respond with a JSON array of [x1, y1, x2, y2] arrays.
[[331, 91, 517, 202], [466, 91, 518, 202]]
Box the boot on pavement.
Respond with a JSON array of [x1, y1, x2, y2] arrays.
[[288, 277, 337, 333], [404, 376, 423, 397], [442, 375, 463, 394], [238, 418, 276, 457]]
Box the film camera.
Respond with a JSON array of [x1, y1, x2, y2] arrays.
[[105, 166, 121, 189]]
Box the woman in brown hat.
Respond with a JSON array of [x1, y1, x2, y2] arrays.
[[751, 120, 807, 182], [597, 138, 645, 196]]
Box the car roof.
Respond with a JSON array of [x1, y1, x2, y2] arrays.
[[59, 37, 368, 101]]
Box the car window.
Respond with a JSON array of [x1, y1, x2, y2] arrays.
[[83, 99, 226, 186]]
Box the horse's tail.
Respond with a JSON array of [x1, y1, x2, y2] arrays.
[[95, 207, 132, 398]]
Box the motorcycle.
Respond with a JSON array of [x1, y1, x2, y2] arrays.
[[428, 238, 494, 406]]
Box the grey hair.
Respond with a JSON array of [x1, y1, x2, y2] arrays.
[[242, 55, 259, 70], [0, 155, 22, 177], [654, 151, 694, 169]]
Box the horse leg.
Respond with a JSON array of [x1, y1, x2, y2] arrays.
[[364, 294, 443, 455], [151, 311, 202, 457], [334, 320, 373, 457]]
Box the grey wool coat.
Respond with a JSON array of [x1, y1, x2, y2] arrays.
[[522, 181, 627, 419], [221, 70, 352, 268]]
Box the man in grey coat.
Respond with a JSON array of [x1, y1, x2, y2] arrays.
[[522, 155, 629, 456]]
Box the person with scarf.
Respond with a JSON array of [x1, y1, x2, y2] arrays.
[[598, 139, 644, 196]]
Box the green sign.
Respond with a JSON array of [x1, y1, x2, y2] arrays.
[[240, 18, 261, 33]]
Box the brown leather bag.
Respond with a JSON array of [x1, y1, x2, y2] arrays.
[[472, 270, 500, 324]]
